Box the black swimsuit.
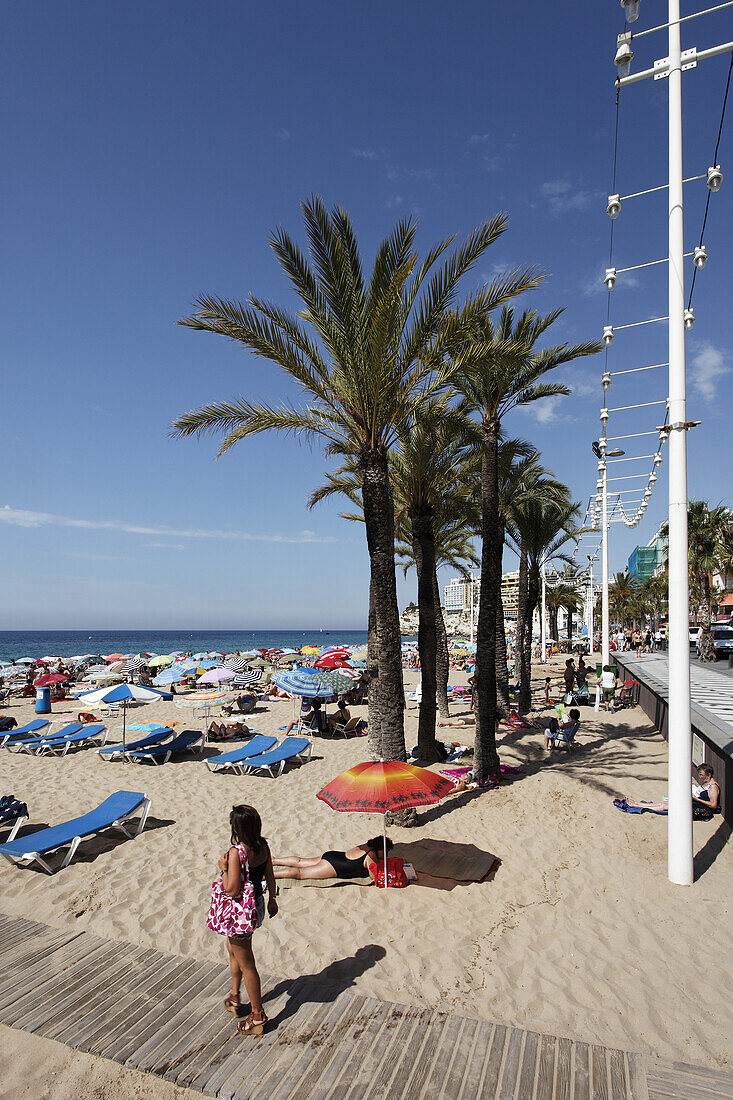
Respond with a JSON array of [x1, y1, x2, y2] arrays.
[[321, 850, 371, 879]]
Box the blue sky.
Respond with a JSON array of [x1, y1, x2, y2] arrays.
[[2, 1, 731, 628]]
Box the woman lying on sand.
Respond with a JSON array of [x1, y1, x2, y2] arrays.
[[273, 837, 392, 881]]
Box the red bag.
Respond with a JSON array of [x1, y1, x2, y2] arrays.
[[370, 857, 409, 889]]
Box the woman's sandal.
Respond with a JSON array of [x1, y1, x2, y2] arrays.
[[237, 1010, 268, 1036], [224, 993, 241, 1015]]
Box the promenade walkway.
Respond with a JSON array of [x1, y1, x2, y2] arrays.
[[2, 914, 733, 1099]]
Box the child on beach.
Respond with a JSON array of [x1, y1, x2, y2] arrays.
[[544, 678, 552, 706], [216, 805, 278, 1036]]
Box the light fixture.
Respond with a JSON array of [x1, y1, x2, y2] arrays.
[[607, 193, 622, 220], [684, 307, 695, 330], [707, 164, 723, 192], [621, 0, 641, 22], [603, 325, 614, 346], [614, 33, 634, 78], [600, 408, 610, 422], [693, 245, 708, 270], [607, 447, 625, 457], [604, 267, 617, 290]]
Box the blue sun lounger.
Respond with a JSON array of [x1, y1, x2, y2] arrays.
[[0, 720, 50, 748], [205, 735, 277, 775], [241, 737, 313, 778], [10, 724, 108, 757], [8, 723, 85, 754], [98, 726, 174, 760], [126, 729, 204, 764], [0, 790, 151, 874]]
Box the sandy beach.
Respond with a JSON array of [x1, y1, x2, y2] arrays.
[[1, 658, 731, 1099]]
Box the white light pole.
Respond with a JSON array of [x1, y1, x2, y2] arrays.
[[587, 555, 595, 652], [469, 570, 475, 645], [537, 563, 541, 655], [601, 460, 610, 667], [666, 0, 693, 886]]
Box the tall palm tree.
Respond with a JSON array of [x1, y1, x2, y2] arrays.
[[172, 198, 539, 761], [609, 571, 639, 626], [663, 501, 733, 661], [509, 492, 579, 712], [452, 306, 600, 780]]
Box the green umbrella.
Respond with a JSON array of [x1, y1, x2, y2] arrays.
[[247, 658, 269, 669], [277, 653, 301, 664], [149, 654, 174, 668], [317, 668, 360, 694]]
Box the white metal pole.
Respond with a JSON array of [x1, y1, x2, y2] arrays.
[[601, 463, 610, 667], [469, 571, 475, 645], [537, 563, 541, 655], [666, 0, 693, 886], [589, 562, 594, 653]]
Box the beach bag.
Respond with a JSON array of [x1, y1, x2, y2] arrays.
[[77, 712, 97, 724], [370, 857, 409, 889], [206, 845, 258, 936]]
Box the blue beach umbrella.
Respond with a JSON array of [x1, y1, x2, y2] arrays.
[[76, 682, 171, 759], [272, 670, 334, 698]]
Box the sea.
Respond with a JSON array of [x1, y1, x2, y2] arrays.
[[0, 630, 372, 664]]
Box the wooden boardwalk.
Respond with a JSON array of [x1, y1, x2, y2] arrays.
[[0, 915, 731, 1100]]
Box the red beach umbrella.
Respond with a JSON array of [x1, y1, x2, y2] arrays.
[[314, 655, 352, 669], [316, 761, 453, 888], [33, 673, 69, 687]]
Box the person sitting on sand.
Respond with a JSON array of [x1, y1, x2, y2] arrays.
[[273, 837, 391, 881], [615, 764, 720, 815], [544, 708, 581, 750], [283, 697, 324, 737]]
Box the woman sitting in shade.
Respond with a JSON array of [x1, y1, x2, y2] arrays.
[[273, 836, 392, 881]]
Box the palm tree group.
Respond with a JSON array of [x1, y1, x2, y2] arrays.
[[173, 199, 600, 787]]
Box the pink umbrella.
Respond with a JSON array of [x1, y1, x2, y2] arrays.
[[198, 667, 236, 684]]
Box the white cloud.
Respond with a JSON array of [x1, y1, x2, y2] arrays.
[[352, 147, 379, 160], [690, 342, 730, 401], [385, 194, 403, 208], [277, 128, 291, 140], [581, 264, 640, 298], [469, 133, 491, 145], [0, 506, 335, 544], [532, 396, 567, 424], [540, 179, 602, 217]]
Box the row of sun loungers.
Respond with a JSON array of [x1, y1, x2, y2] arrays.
[[205, 735, 313, 776], [2, 721, 109, 755]]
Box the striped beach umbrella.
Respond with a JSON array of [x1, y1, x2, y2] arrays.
[[272, 670, 334, 699], [223, 657, 249, 672], [122, 657, 146, 673], [232, 671, 261, 687]]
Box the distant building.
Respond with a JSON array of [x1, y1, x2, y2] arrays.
[[443, 572, 520, 620], [628, 526, 668, 581]]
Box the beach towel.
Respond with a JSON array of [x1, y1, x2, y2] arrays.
[[0, 797, 28, 825], [613, 798, 667, 815], [390, 840, 500, 883]]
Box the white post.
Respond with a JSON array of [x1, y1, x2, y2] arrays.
[[601, 462, 610, 667], [469, 570, 475, 645], [666, 0, 693, 886], [588, 561, 594, 654], [537, 563, 541, 655]]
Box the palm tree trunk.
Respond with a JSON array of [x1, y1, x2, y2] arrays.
[[549, 606, 559, 646], [366, 574, 381, 760], [699, 572, 717, 662], [474, 421, 501, 783], [411, 512, 438, 762], [361, 451, 407, 763], [495, 536, 510, 717], [516, 540, 530, 713], [566, 607, 574, 644], [433, 569, 450, 718]]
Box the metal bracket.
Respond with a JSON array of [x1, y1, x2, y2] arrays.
[[656, 420, 701, 433], [654, 48, 697, 79]]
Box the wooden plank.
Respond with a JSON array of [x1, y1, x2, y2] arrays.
[[481, 1026, 509, 1100], [0, 931, 95, 1013], [647, 1069, 733, 1100], [121, 960, 219, 1069], [555, 1037, 573, 1100], [248, 993, 372, 1100], [399, 1008, 466, 1100], [626, 1053, 649, 1100], [170, 969, 286, 1091], [8, 940, 121, 1031], [438, 1017, 484, 1100], [144, 969, 231, 1077], [497, 1026, 526, 1100], [0, 927, 84, 980], [304, 998, 397, 1100], [515, 1030, 539, 1100], [81, 951, 193, 1055], [535, 1035, 557, 1100], [53, 946, 169, 1050], [591, 1045, 611, 1100], [609, 1049, 628, 1100], [42, 944, 152, 1043], [651, 1065, 733, 1097], [346, 1004, 425, 1100], [573, 1042, 591, 1100]]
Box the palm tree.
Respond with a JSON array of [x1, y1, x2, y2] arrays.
[[509, 492, 579, 712], [609, 571, 639, 627], [663, 501, 733, 661], [172, 198, 539, 761], [452, 306, 600, 780]]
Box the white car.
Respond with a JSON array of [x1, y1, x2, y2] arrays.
[[689, 626, 702, 645]]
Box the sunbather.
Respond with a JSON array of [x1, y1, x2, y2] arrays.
[[327, 698, 367, 735], [273, 836, 390, 881], [614, 764, 720, 814], [544, 709, 581, 750], [208, 720, 250, 742], [283, 698, 324, 736]]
